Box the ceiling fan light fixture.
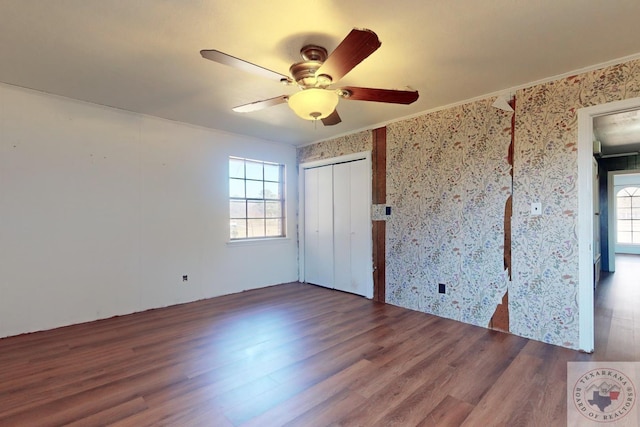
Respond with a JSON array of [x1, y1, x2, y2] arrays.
[[288, 88, 339, 120]]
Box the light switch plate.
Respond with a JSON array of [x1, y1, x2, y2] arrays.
[[531, 202, 542, 216]]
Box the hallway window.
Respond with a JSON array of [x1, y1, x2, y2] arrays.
[[616, 186, 640, 244], [229, 157, 285, 240]]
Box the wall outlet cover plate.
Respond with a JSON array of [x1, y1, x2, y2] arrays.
[[531, 202, 542, 216]]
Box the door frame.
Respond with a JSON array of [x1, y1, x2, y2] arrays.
[[577, 97, 640, 352], [298, 151, 372, 285]]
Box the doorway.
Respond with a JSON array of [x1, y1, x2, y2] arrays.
[[577, 97, 640, 352]]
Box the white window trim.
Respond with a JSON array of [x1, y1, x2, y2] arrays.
[[228, 157, 286, 241], [614, 185, 640, 253]]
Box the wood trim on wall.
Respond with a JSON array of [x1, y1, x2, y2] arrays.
[[372, 221, 386, 303], [372, 127, 387, 205], [372, 127, 387, 303]]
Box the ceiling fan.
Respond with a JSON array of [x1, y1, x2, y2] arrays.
[[200, 28, 419, 126]]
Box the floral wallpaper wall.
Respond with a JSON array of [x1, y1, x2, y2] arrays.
[[385, 100, 512, 327], [297, 130, 372, 164], [296, 57, 640, 350], [510, 59, 640, 348]]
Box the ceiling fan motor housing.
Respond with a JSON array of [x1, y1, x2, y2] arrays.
[[290, 45, 332, 88], [300, 45, 327, 62]]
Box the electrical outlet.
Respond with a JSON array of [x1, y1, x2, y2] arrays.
[[182, 275, 188, 282], [438, 283, 446, 294]]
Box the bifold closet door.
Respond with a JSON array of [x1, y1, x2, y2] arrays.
[[333, 160, 372, 297], [303, 165, 334, 288]]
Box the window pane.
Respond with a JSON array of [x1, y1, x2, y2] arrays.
[[230, 200, 246, 218], [618, 207, 632, 220], [618, 220, 632, 232], [265, 201, 282, 218], [264, 163, 280, 182], [264, 181, 280, 199], [228, 157, 285, 240], [246, 161, 263, 180], [230, 219, 247, 239], [266, 219, 283, 237], [229, 158, 245, 179], [246, 180, 263, 198], [633, 232, 640, 244], [633, 209, 640, 220], [247, 219, 265, 238], [230, 178, 245, 198], [247, 201, 265, 218], [633, 220, 640, 232], [618, 231, 632, 244], [618, 197, 632, 208]]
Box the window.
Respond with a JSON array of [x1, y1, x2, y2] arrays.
[[229, 157, 285, 240], [616, 186, 640, 245]]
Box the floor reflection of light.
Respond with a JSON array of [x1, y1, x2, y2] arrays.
[[224, 308, 303, 371], [206, 307, 307, 411], [181, 304, 312, 410]]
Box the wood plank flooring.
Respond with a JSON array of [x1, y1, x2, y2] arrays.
[[593, 253, 640, 361], [0, 259, 638, 426]]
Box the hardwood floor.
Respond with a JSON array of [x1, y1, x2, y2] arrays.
[[0, 265, 638, 426], [593, 253, 640, 361]]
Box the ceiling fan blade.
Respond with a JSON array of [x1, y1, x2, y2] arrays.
[[340, 86, 419, 104], [316, 29, 381, 83], [322, 110, 342, 126], [200, 50, 290, 82], [232, 95, 288, 113]]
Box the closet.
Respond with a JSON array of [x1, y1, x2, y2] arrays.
[[302, 155, 373, 298]]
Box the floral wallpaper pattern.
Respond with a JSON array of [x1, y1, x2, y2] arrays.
[[510, 59, 640, 348], [385, 101, 512, 327], [297, 130, 372, 164], [297, 58, 640, 350]]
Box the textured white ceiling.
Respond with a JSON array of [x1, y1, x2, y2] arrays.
[[594, 110, 640, 155], [2, 1, 640, 146]]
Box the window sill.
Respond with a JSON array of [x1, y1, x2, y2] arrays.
[[226, 237, 291, 247]]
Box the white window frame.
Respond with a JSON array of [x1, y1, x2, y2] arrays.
[[615, 186, 640, 251], [229, 156, 286, 241]]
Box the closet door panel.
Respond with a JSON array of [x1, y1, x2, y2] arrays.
[[332, 162, 351, 293], [304, 166, 334, 288], [349, 159, 373, 298], [333, 160, 372, 297]]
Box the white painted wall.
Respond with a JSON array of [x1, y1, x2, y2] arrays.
[[0, 83, 299, 338]]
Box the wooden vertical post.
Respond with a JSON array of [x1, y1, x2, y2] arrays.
[[372, 127, 387, 303]]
